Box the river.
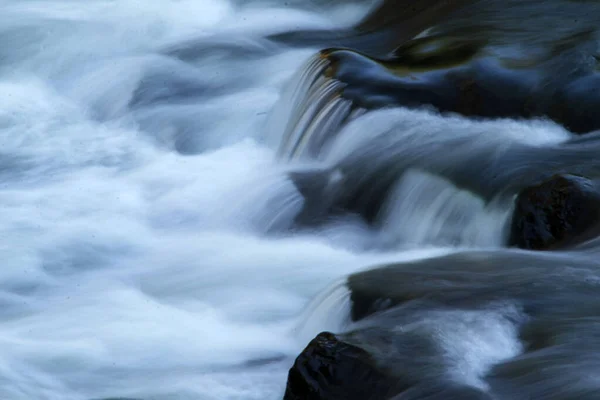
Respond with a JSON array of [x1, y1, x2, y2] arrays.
[[1, 1, 600, 399]]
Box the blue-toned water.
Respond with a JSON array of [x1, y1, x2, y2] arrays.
[[2, 1, 600, 399]]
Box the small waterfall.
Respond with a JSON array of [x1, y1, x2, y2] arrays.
[[376, 169, 512, 248], [291, 278, 352, 345], [265, 53, 357, 161]]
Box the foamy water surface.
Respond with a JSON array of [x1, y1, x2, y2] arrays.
[[0, 1, 580, 399]]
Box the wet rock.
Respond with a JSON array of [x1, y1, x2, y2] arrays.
[[267, 0, 476, 57], [283, 332, 402, 400], [553, 74, 600, 134], [321, 45, 600, 134], [300, 0, 600, 134], [508, 174, 600, 250], [284, 325, 496, 400], [289, 250, 600, 400]]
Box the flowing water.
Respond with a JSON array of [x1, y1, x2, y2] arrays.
[[2, 0, 600, 399]]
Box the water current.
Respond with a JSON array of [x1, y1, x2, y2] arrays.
[[2, 1, 600, 399]]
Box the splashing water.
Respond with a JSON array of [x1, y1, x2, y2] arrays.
[[3, 0, 600, 399], [0, 1, 380, 399]]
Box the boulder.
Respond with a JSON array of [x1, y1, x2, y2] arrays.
[[508, 174, 600, 250], [284, 328, 495, 400], [283, 332, 402, 400]]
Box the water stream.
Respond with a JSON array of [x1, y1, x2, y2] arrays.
[[1, 1, 600, 399]]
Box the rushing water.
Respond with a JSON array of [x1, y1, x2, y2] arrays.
[[0, 1, 382, 399], [2, 1, 600, 399]]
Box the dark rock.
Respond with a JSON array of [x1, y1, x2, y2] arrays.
[[319, 45, 600, 134], [267, 0, 476, 58], [288, 250, 600, 400], [554, 74, 600, 134], [508, 174, 600, 250], [296, 0, 600, 134], [283, 332, 403, 400], [284, 324, 496, 400]]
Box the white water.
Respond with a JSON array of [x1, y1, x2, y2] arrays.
[[0, 1, 388, 399], [0, 1, 575, 399]]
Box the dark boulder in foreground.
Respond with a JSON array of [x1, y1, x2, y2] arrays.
[[508, 174, 600, 250], [285, 249, 600, 399], [284, 332, 401, 400], [284, 330, 493, 400]]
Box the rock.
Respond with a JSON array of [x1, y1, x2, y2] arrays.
[[508, 174, 600, 250], [284, 327, 496, 400], [267, 0, 476, 58], [298, 0, 600, 134], [287, 250, 600, 399], [320, 45, 600, 134], [554, 74, 600, 134], [283, 332, 402, 400]]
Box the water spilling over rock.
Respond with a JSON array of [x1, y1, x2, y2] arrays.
[[3, 0, 600, 399], [271, 0, 600, 399]]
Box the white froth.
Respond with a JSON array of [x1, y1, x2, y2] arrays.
[[0, 0, 562, 399], [0, 1, 384, 398], [395, 304, 525, 390]]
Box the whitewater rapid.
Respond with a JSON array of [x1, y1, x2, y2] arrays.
[[0, 1, 377, 399], [0, 1, 585, 399]]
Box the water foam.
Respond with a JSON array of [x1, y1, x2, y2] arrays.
[[0, 1, 385, 399], [0, 0, 584, 399]]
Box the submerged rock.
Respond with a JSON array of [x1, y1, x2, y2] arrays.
[[508, 174, 600, 250]]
